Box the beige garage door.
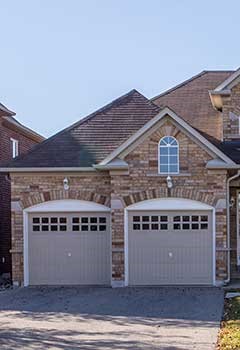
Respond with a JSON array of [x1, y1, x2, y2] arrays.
[[28, 212, 110, 285], [128, 210, 213, 285]]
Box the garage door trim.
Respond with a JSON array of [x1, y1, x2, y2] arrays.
[[124, 198, 216, 286], [24, 199, 111, 286]]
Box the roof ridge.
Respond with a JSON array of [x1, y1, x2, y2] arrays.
[[151, 70, 234, 101]]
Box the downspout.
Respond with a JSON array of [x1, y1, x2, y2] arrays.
[[225, 170, 240, 284]]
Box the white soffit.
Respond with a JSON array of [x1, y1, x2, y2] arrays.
[[25, 199, 110, 212], [127, 198, 213, 211]]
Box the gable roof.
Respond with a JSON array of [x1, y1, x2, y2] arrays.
[[1, 90, 160, 168], [98, 107, 235, 166], [152, 70, 234, 140]]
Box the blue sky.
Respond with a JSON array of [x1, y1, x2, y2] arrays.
[[0, 1, 239, 137]]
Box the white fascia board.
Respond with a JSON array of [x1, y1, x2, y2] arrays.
[[99, 107, 235, 166], [214, 68, 240, 92], [94, 158, 128, 170], [0, 167, 96, 173]]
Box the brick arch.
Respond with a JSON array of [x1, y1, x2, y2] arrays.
[[122, 187, 217, 208], [20, 189, 110, 209]]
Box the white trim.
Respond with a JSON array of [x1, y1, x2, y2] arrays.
[[23, 199, 110, 287], [237, 190, 240, 267], [10, 138, 19, 158], [124, 197, 216, 286], [214, 68, 240, 92], [99, 107, 235, 166], [158, 136, 179, 175]]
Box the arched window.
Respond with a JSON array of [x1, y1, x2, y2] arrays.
[[159, 136, 179, 174]]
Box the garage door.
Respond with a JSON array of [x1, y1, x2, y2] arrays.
[[28, 211, 110, 285], [128, 210, 213, 285]]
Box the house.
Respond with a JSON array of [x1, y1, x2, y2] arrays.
[[0, 103, 44, 277], [1, 69, 240, 287]]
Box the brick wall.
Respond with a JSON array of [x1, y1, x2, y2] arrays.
[[222, 84, 240, 140], [10, 119, 228, 285], [0, 120, 40, 275]]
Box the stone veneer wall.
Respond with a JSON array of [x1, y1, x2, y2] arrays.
[[10, 121, 228, 285]]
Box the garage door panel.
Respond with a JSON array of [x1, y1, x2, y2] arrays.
[[28, 212, 110, 285], [129, 210, 213, 285]]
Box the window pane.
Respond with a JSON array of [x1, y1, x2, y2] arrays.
[[183, 216, 190, 222], [151, 216, 158, 222], [174, 223, 181, 230], [33, 218, 40, 224], [160, 164, 168, 173], [72, 225, 79, 231], [169, 155, 178, 164], [51, 217, 58, 224], [201, 216, 208, 222], [90, 217, 97, 223], [72, 217, 79, 223], [160, 224, 168, 230], [42, 217, 49, 224], [183, 223, 190, 230], [81, 217, 88, 223], [170, 138, 178, 145], [201, 223, 208, 229], [192, 223, 199, 230], [151, 223, 159, 230], [169, 147, 178, 155], [82, 225, 89, 231], [160, 147, 168, 155], [42, 225, 49, 231], [160, 155, 168, 164], [174, 216, 181, 222], [142, 216, 149, 222], [160, 216, 168, 222], [133, 216, 140, 222], [99, 225, 106, 231], [90, 225, 97, 231], [51, 225, 58, 231], [33, 225, 40, 231], [60, 217, 67, 223], [142, 224, 149, 230], [133, 223, 140, 230], [169, 164, 178, 173], [192, 216, 199, 222], [99, 217, 106, 223], [60, 225, 67, 231]]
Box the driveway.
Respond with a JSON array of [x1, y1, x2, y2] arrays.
[[0, 287, 223, 350]]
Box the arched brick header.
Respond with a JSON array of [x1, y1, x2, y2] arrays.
[[122, 187, 217, 208], [20, 189, 110, 209]]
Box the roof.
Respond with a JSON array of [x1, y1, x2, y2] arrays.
[[0, 102, 15, 116], [2, 89, 159, 168], [152, 71, 234, 140], [3, 70, 240, 170], [1, 116, 45, 143], [195, 128, 240, 164]]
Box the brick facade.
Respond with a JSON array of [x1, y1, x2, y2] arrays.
[[0, 119, 41, 275], [10, 120, 229, 285], [222, 84, 240, 140]]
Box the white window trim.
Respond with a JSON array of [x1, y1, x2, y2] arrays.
[[10, 138, 19, 158], [158, 136, 179, 175]]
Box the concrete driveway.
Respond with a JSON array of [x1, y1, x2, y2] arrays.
[[0, 287, 224, 350]]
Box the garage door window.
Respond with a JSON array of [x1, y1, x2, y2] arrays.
[[71, 217, 107, 232], [32, 217, 67, 232], [132, 215, 169, 231], [173, 215, 208, 230]]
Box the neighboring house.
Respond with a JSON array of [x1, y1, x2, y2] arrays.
[[2, 69, 240, 287], [0, 103, 44, 276]]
